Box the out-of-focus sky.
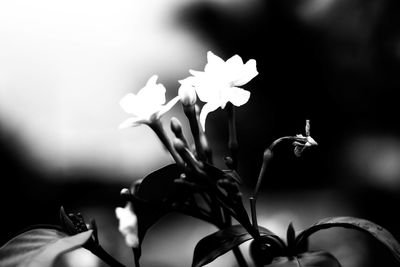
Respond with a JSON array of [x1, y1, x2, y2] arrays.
[[0, 0, 260, 179]]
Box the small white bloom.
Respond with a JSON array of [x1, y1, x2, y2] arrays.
[[115, 203, 139, 248], [119, 75, 180, 129], [179, 51, 258, 131]]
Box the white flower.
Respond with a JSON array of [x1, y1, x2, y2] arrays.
[[115, 203, 139, 248], [119, 75, 180, 129], [179, 51, 258, 131]]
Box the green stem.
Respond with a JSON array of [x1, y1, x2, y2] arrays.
[[226, 103, 238, 170], [183, 104, 212, 163], [132, 247, 141, 267], [250, 136, 304, 233], [252, 136, 304, 200]]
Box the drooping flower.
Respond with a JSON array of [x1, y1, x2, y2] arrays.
[[119, 75, 180, 129], [115, 202, 139, 248], [179, 51, 258, 131], [293, 120, 318, 157]]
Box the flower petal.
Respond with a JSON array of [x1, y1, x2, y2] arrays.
[[204, 51, 225, 73], [234, 59, 258, 86], [138, 75, 166, 105], [199, 101, 220, 131], [306, 136, 318, 146], [226, 87, 250, 107], [226, 54, 244, 66], [119, 117, 147, 129], [188, 70, 206, 78], [119, 93, 139, 114]]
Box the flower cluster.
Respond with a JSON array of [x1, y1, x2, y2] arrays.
[[119, 51, 258, 132]]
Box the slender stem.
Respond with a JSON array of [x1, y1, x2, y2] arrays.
[[149, 121, 184, 167], [249, 135, 309, 235], [183, 104, 212, 163], [223, 206, 249, 267], [252, 136, 304, 200], [249, 197, 258, 230], [252, 149, 273, 201], [132, 247, 141, 267], [226, 103, 238, 170], [232, 247, 248, 267]]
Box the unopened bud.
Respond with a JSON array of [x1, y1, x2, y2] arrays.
[[170, 117, 183, 136], [178, 83, 197, 106]]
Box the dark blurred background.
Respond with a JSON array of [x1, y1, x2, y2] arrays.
[[1, 0, 400, 266]]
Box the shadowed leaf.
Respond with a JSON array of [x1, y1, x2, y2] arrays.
[[294, 216, 400, 263], [135, 164, 182, 202], [192, 225, 278, 267], [0, 228, 93, 267], [59, 206, 77, 235]]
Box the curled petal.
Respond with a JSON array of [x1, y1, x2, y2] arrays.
[[226, 87, 250, 107], [119, 117, 147, 129], [199, 101, 220, 131], [306, 136, 318, 146], [234, 59, 258, 86]]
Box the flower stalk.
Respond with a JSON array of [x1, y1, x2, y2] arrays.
[[149, 120, 184, 167], [227, 103, 239, 170], [182, 104, 212, 163], [250, 120, 317, 233]]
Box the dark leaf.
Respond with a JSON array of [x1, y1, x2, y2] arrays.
[[134, 164, 182, 202], [294, 216, 400, 263], [202, 163, 226, 182], [192, 225, 278, 267], [222, 169, 243, 184], [59, 206, 77, 235], [286, 222, 296, 256], [0, 228, 93, 267], [132, 197, 169, 243], [267, 251, 341, 267]]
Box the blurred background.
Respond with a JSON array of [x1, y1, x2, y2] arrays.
[[1, 0, 400, 266]]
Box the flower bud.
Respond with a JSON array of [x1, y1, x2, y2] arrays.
[[178, 83, 197, 106]]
